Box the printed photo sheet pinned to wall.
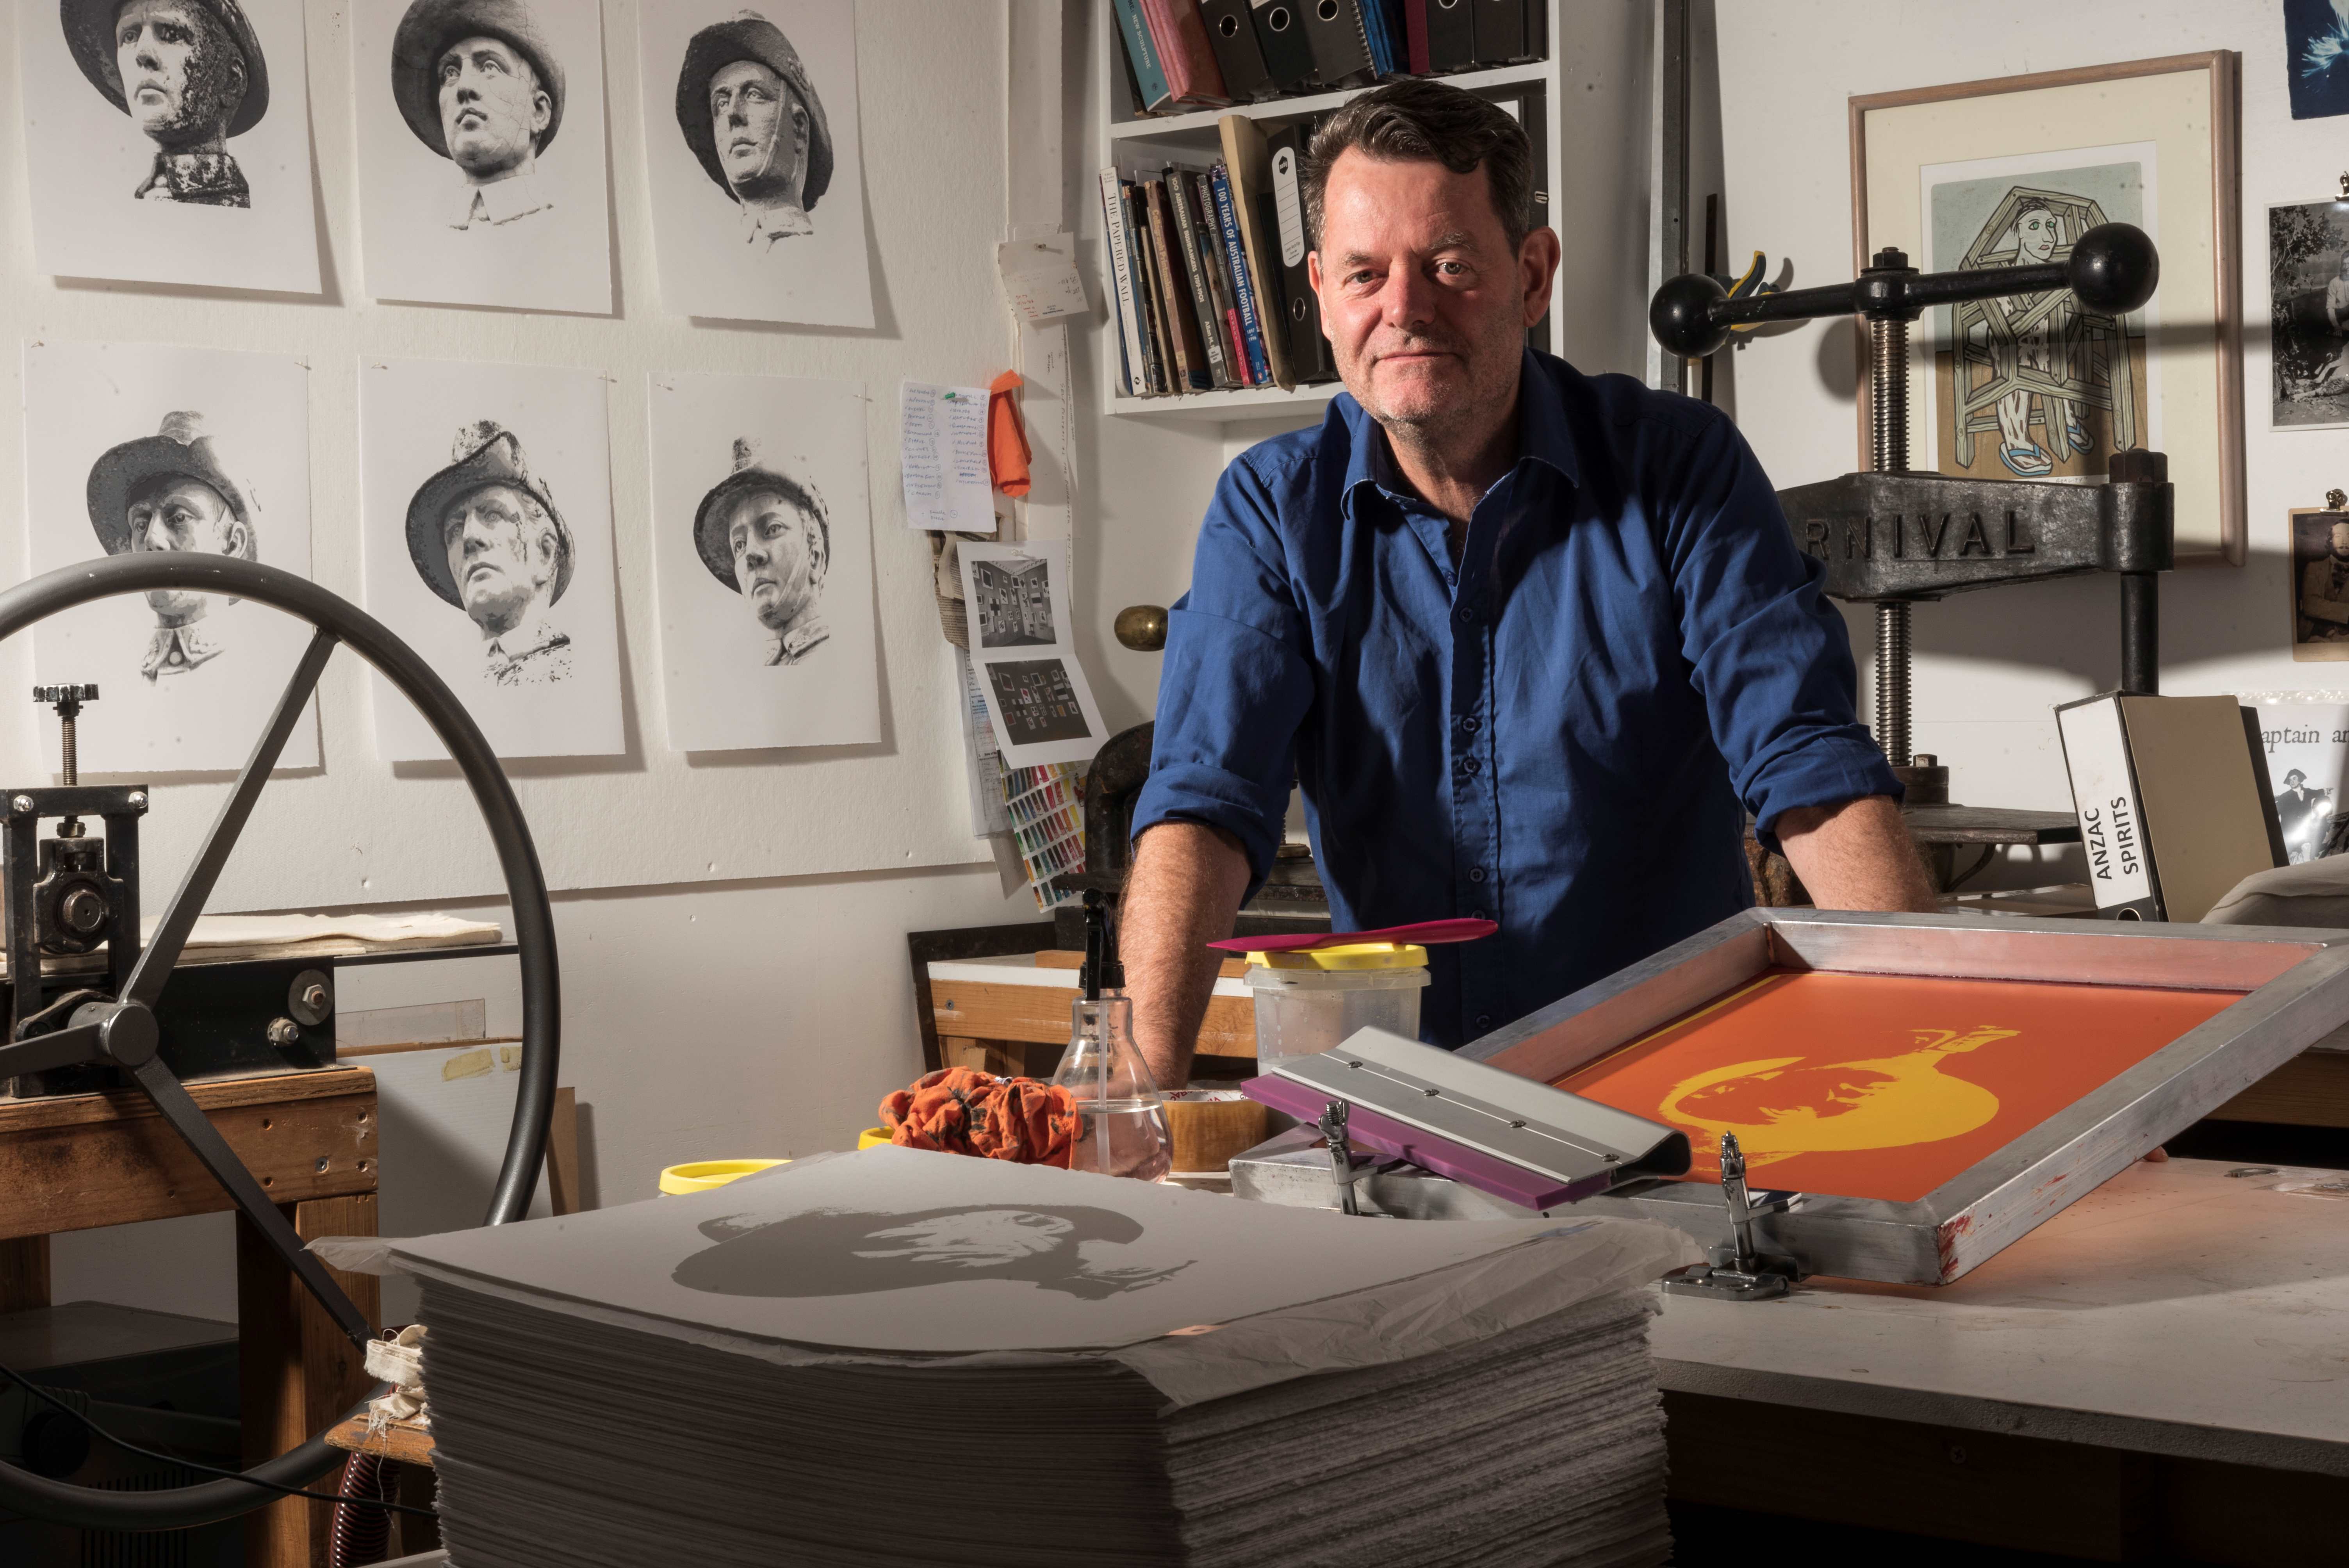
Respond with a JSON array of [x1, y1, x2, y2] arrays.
[[957, 540, 1107, 770], [360, 358, 624, 762], [21, 340, 320, 773], [647, 370, 880, 752], [352, 0, 614, 315], [636, 0, 873, 328], [16, 0, 323, 294]]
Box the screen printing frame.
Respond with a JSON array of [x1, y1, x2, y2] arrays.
[[1453, 909, 2349, 1284]]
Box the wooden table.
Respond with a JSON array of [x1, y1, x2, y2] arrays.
[[926, 950, 1259, 1075], [1651, 1156, 2349, 1563], [0, 1067, 381, 1568]]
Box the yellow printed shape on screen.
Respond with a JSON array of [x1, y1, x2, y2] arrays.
[[1659, 1026, 2019, 1160]]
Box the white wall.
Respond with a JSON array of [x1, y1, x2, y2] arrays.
[[1716, 2, 2328, 846]]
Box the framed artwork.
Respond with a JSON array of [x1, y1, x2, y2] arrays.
[[2288, 502, 2349, 664], [1850, 52, 2243, 565]]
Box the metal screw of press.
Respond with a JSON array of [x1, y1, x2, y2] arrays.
[[34, 684, 98, 836], [1865, 249, 1916, 769]]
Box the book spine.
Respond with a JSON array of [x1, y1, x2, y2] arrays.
[[1404, 0, 1431, 73], [1142, 0, 1233, 105], [1212, 164, 1273, 386], [1099, 169, 1147, 397], [1187, 169, 1249, 387], [1132, 184, 1174, 393], [1123, 184, 1169, 394], [1167, 170, 1235, 388], [2056, 696, 2163, 918], [1113, 0, 1175, 110], [1144, 179, 1211, 390]]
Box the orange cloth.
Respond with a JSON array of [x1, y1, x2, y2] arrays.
[[987, 371, 1032, 497], [880, 1067, 1077, 1167]]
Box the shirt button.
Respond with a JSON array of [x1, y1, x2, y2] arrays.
[[1460, 756, 1481, 776], [1460, 716, 1481, 734], [1468, 867, 1487, 883], [1457, 604, 1481, 625], [1475, 1014, 1494, 1031], [1471, 909, 1488, 922]]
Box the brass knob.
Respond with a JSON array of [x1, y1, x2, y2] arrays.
[[1114, 604, 1168, 652]]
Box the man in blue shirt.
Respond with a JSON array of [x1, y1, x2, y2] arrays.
[[1124, 81, 1936, 1087]]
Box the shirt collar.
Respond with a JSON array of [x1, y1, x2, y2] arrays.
[[764, 615, 831, 665], [143, 618, 227, 680], [485, 612, 566, 663], [1338, 348, 1583, 514], [450, 169, 552, 230], [742, 200, 815, 245]]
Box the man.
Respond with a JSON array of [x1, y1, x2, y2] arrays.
[[86, 410, 258, 680], [62, 0, 268, 206], [406, 421, 574, 686], [674, 11, 834, 249], [390, 0, 564, 231], [692, 438, 831, 665], [1124, 82, 1937, 1088], [2276, 769, 2331, 864], [2302, 520, 2349, 644]]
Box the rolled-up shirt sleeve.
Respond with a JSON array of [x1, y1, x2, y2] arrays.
[[1661, 408, 1902, 852], [1130, 455, 1315, 894]]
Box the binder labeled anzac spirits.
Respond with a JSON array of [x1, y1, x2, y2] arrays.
[[2055, 693, 2287, 922]]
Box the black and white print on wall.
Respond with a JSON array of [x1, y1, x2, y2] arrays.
[[21, 340, 321, 773], [649, 370, 879, 752], [17, 0, 322, 292], [637, 0, 874, 327], [353, 0, 614, 314], [361, 358, 624, 761]]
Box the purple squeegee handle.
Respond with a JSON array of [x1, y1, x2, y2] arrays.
[[1243, 1074, 1605, 1212]]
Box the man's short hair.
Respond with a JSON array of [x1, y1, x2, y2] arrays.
[[1303, 80, 1535, 255]]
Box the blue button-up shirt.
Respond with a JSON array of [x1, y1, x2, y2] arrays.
[[1131, 350, 1900, 1049]]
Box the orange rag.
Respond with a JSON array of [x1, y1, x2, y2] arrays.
[[880, 1067, 1077, 1167], [987, 371, 1032, 497]]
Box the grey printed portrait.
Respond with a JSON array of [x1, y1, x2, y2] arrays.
[[391, 0, 565, 231], [62, 0, 270, 206], [86, 410, 258, 681], [675, 9, 834, 250], [693, 438, 832, 666], [672, 1206, 1193, 1301], [406, 420, 576, 686]]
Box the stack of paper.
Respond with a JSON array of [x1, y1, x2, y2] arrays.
[[359, 1146, 1697, 1567]]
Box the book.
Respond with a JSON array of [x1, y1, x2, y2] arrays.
[[1166, 169, 1236, 388], [1123, 182, 1170, 394], [2056, 693, 2287, 921], [1198, 0, 1274, 100], [1267, 122, 1338, 382], [1131, 183, 1178, 394], [1217, 112, 1295, 388], [1183, 168, 1250, 386], [1210, 163, 1274, 385], [1143, 178, 1212, 390], [1112, 0, 1177, 111], [1099, 169, 1148, 398], [1142, 0, 1232, 107], [1360, 0, 1404, 76], [1248, 0, 1319, 91]]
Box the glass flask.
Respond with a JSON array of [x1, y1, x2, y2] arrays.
[[1053, 993, 1174, 1182]]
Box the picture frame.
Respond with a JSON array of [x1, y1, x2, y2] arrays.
[[2287, 502, 2349, 662], [1850, 52, 2244, 565], [2267, 195, 2349, 430]]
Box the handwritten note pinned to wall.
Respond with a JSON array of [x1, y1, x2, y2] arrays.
[[899, 381, 995, 533]]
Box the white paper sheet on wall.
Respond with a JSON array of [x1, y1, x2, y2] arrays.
[[898, 381, 994, 533], [350, 0, 615, 315], [21, 340, 321, 773], [358, 357, 626, 762], [16, 0, 323, 295], [955, 539, 1109, 770], [994, 235, 1088, 323], [647, 369, 881, 753]]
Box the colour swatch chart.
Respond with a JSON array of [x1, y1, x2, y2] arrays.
[[1003, 762, 1084, 911]]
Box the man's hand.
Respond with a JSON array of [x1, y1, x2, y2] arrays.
[[1119, 821, 1252, 1089], [1775, 795, 1939, 913]]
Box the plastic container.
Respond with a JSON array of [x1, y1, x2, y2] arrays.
[[657, 1158, 788, 1195], [1243, 942, 1431, 1064]]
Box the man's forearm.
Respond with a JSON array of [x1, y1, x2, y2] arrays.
[[1119, 821, 1252, 1090], [1775, 794, 1939, 913]]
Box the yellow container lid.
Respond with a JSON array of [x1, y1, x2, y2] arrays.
[[658, 1158, 789, 1195], [1247, 942, 1428, 971], [857, 1126, 894, 1150]]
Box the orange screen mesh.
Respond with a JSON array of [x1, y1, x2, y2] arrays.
[[1552, 970, 2242, 1202]]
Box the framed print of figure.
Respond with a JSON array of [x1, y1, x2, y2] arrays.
[[1851, 52, 2243, 565]]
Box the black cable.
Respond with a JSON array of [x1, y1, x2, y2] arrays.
[[0, 1359, 438, 1522]]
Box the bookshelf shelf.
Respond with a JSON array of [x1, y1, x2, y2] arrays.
[[1093, 4, 1566, 424]]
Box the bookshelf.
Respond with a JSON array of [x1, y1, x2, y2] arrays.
[[1091, 7, 1572, 424]]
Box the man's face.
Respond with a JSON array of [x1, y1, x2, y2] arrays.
[[441, 483, 555, 632], [727, 488, 826, 632], [2330, 521, 2349, 561], [115, 0, 241, 145], [437, 35, 548, 182], [128, 474, 244, 617], [856, 1211, 1071, 1271], [710, 59, 806, 200], [1308, 150, 1553, 440], [2015, 207, 2060, 265]]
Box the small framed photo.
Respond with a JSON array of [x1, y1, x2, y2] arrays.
[[1850, 52, 2244, 565], [2289, 503, 2349, 661], [2268, 197, 2349, 430]]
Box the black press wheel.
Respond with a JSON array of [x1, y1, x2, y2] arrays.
[[0, 552, 559, 1531]]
